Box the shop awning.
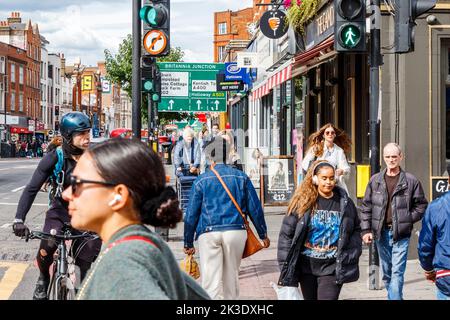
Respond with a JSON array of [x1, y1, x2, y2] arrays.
[[291, 36, 335, 77], [10, 126, 32, 134], [251, 63, 293, 101]]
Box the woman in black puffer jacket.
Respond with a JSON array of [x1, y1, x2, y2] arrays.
[[277, 160, 362, 300]]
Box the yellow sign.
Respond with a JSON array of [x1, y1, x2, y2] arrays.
[[82, 75, 93, 91], [357, 165, 371, 198]]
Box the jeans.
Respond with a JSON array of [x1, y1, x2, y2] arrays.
[[437, 288, 450, 300], [375, 227, 410, 300]]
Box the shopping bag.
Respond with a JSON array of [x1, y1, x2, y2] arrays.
[[270, 282, 303, 300], [180, 254, 200, 279]]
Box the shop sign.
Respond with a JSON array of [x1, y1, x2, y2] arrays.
[[431, 177, 450, 200], [260, 10, 288, 39], [305, 2, 335, 50]]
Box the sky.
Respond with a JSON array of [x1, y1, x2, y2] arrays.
[[0, 0, 254, 66]]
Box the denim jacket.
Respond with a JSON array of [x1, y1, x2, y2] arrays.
[[418, 191, 450, 296], [184, 164, 268, 247]]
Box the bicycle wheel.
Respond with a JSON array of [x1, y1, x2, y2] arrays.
[[47, 265, 57, 300], [53, 276, 76, 300]]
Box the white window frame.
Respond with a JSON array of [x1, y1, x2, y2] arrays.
[[218, 22, 227, 35]]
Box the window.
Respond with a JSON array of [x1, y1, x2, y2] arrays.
[[218, 46, 226, 62], [19, 66, 24, 84], [11, 90, 15, 111], [11, 63, 15, 83], [218, 22, 227, 35], [19, 93, 23, 112]]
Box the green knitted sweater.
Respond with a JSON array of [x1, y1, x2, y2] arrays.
[[76, 224, 210, 300]]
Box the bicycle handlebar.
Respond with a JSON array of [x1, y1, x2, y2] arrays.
[[25, 229, 99, 242]]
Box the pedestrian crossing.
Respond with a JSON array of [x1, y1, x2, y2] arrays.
[[0, 261, 29, 300]]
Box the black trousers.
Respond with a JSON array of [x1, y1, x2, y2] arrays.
[[37, 207, 102, 283], [299, 273, 343, 300]]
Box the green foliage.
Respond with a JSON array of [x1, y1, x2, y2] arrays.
[[104, 35, 186, 124], [286, 0, 321, 34]]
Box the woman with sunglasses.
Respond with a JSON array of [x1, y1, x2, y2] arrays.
[[62, 138, 210, 300], [277, 160, 362, 300], [12, 112, 102, 300], [301, 123, 352, 194]]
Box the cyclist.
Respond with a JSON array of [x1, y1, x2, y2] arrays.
[[12, 111, 102, 300]]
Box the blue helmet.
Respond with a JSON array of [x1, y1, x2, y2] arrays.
[[60, 112, 91, 140]]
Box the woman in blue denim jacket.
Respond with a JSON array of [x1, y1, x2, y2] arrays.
[[183, 136, 270, 300]]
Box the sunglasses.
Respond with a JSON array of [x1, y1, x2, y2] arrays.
[[324, 131, 336, 136], [69, 175, 116, 195]]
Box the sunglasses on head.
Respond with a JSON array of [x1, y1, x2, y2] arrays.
[[69, 175, 116, 195]]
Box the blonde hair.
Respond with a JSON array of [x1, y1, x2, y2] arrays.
[[287, 160, 335, 217], [306, 123, 352, 157]]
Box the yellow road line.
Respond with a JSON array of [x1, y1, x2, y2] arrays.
[[0, 262, 29, 300]]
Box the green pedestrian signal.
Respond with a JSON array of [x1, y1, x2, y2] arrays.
[[340, 24, 361, 48], [143, 80, 153, 92]]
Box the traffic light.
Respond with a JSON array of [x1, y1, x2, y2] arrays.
[[140, 0, 170, 57], [394, 0, 437, 53], [151, 64, 161, 103], [334, 0, 366, 52], [141, 55, 155, 93]]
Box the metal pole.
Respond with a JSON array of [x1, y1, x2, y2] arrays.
[[132, 0, 142, 139], [369, 0, 382, 290], [148, 94, 153, 148]]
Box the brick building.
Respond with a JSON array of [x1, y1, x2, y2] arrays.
[[0, 12, 42, 141]]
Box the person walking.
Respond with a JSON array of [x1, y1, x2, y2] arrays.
[[173, 127, 201, 177], [60, 138, 210, 300], [184, 136, 270, 299], [418, 163, 450, 300], [301, 123, 351, 193], [277, 160, 362, 300], [360, 142, 428, 300], [12, 112, 102, 300]]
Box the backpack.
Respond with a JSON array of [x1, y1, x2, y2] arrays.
[[49, 146, 65, 203]]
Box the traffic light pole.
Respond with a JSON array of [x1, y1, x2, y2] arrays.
[[132, 0, 142, 139], [369, 0, 382, 290]]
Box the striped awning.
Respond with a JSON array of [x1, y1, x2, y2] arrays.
[[251, 64, 292, 101]]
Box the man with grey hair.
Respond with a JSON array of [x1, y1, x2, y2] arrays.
[[173, 127, 201, 177], [360, 142, 428, 300]]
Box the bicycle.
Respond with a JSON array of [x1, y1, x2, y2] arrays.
[[25, 224, 99, 300]]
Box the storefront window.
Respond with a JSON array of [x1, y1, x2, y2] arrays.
[[446, 47, 450, 166]]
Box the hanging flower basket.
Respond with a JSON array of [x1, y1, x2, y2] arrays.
[[285, 0, 321, 34]]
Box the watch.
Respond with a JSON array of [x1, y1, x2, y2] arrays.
[[13, 218, 23, 224]]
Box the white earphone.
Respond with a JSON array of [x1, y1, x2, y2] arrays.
[[108, 194, 122, 207], [312, 175, 319, 185]]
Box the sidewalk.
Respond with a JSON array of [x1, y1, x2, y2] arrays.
[[163, 165, 437, 300]]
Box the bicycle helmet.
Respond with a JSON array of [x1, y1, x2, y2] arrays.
[[60, 112, 91, 141]]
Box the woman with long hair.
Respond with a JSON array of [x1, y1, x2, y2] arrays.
[[302, 123, 352, 193], [277, 160, 362, 300], [62, 138, 210, 300]]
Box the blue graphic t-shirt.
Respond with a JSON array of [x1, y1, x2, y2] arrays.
[[302, 193, 341, 259]]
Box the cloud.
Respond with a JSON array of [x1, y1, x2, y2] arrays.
[[1, 0, 254, 65]]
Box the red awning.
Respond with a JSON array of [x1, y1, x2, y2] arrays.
[[293, 36, 334, 68], [10, 126, 32, 134], [251, 64, 293, 101]]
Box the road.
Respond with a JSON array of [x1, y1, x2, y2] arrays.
[[0, 158, 47, 300]]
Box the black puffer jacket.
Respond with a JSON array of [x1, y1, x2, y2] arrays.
[[277, 187, 362, 286], [360, 168, 428, 241]]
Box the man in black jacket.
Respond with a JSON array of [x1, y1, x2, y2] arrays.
[[12, 112, 102, 300], [360, 142, 428, 300]]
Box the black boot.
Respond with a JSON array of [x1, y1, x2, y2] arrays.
[[32, 276, 49, 300]]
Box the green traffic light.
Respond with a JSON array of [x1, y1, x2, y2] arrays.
[[143, 80, 153, 92], [139, 5, 166, 27], [152, 94, 160, 102], [340, 24, 361, 48]]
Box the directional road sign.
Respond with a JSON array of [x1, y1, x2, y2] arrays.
[[158, 62, 226, 112]]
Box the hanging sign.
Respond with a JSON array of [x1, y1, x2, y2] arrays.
[[260, 10, 288, 39]]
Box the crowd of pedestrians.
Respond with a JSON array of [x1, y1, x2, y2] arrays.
[[11, 115, 450, 301], [2, 136, 60, 159]]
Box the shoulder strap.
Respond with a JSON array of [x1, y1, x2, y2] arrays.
[[191, 140, 195, 164], [108, 235, 159, 250], [210, 165, 248, 225], [52, 146, 64, 178]]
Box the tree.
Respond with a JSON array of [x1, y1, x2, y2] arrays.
[[104, 36, 190, 123]]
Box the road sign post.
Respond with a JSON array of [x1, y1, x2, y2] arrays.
[[158, 62, 227, 112]]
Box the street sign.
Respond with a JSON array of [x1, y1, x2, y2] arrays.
[[143, 30, 168, 55], [158, 62, 227, 112]]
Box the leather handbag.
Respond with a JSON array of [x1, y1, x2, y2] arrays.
[[210, 165, 264, 258]]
